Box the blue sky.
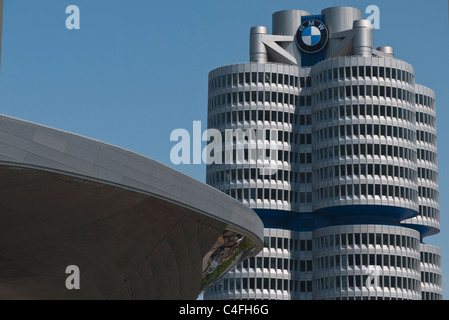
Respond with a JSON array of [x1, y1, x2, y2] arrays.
[[1, 0, 448, 298]]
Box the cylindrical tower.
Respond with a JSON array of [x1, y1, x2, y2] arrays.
[[205, 63, 313, 300], [311, 56, 419, 225], [420, 244, 443, 300], [313, 225, 421, 300], [402, 85, 440, 238], [206, 63, 301, 212], [250, 27, 269, 63], [321, 7, 363, 59], [353, 20, 374, 57], [204, 6, 441, 301]]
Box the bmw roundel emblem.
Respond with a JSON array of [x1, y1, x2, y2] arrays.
[[295, 19, 329, 54]]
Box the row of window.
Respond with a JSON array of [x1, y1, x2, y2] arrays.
[[314, 145, 437, 166], [211, 276, 436, 297], [314, 254, 420, 271], [418, 167, 438, 183], [314, 163, 417, 183], [314, 85, 415, 104], [208, 72, 431, 106], [263, 236, 313, 252], [418, 206, 440, 221], [416, 111, 437, 128], [208, 94, 434, 128], [313, 66, 414, 86], [208, 90, 314, 109], [314, 233, 419, 251], [209, 103, 434, 136], [240, 252, 438, 275], [417, 130, 437, 147], [314, 144, 417, 164], [209, 72, 311, 92], [208, 98, 432, 128], [315, 104, 415, 123], [416, 94, 435, 109], [211, 277, 313, 294], [209, 86, 417, 111], [211, 138, 420, 167], [315, 123, 417, 145], [210, 157, 438, 185], [210, 136, 435, 167], [209, 277, 441, 298], [209, 65, 417, 95], [209, 109, 312, 127], [314, 184, 419, 202], [219, 128, 297, 145], [209, 258, 440, 298], [420, 251, 442, 266], [314, 275, 420, 293], [207, 169, 312, 185], [209, 176, 439, 204], [417, 148, 438, 164], [206, 133, 298, 157], [218, 185, 439, 206], [418, 186, 439, 202], [221, 188, 313, 205], [208, 148, 311, 166], [213, 128, 306, 147], [422, 292, 443, 301], [236, 256, 313, 273], [213, 180, 439, 205], [421, 271, 442, 286]]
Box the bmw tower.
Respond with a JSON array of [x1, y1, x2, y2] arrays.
[[203, 6, 442, 300]]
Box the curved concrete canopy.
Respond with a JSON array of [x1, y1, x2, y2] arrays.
[[0, 114, 264, 299]]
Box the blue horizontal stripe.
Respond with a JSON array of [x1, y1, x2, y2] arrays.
[[254, 205, 419, 234]]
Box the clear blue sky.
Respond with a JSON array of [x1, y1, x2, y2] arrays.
[[1, 0, 448, 299]]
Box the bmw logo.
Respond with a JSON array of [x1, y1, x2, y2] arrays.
[[295, 19, 329, 54]]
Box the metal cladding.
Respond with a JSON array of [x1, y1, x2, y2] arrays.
[[321, 6, 363, 59], [0, 114, 264, 300], [321, 6, 363, 33], [377, 46, 395, 57], [272, 10, 312, 62], [272, 10, 312, 36], [250, 26, 269, 63], [353, 20, 374, 57], [205, 6, 442, 300]]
